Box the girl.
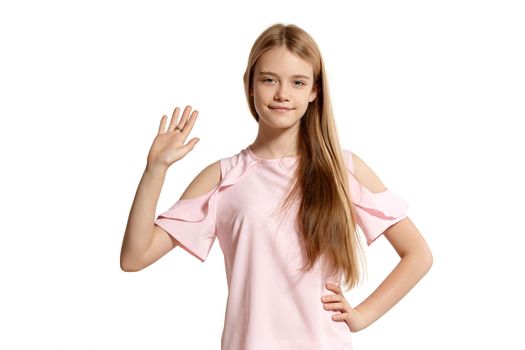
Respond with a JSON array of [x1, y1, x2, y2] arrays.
[[120, 23, 432, 349]]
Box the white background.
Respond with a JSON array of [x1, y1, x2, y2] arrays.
[[1, 0, 523, 349]]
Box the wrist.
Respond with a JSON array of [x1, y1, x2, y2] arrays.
[[145, 163, 168, 176], [352, 306, 372, 332]]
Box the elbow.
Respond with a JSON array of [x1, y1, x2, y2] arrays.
[[120, 257, 145, 272], [402, 244, 433, 276], [424, 253, 433, 276], [120, 264, 137, 273], [427, 247, 433, 267], [419, 245, 433, 275], [120, 263, 143, 272]]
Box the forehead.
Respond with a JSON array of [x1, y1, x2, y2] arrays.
[[255, 46, 313, 77]]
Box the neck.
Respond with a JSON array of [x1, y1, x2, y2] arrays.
[[251, 124, 300, 158]]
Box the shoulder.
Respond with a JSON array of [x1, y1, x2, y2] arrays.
[[179, 159, 222, 200], [177, 148, 244, 200], [343, 149, 387, 194]]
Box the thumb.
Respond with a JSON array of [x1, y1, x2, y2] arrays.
[[183, 137, 200, 152]]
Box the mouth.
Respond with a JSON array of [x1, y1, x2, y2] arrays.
[[269, 106, 294, 112]]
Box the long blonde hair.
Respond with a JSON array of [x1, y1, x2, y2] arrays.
[[243, 23, 365, 291]]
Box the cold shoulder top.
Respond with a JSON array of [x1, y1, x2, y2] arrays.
[[154, 145, 410, 349]]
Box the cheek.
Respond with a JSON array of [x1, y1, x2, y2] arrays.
[[300, 93, 313, 106], [257, 85, 272, 96], [253, 90, 273, 106]]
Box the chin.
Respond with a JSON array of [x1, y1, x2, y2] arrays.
[[259, 115, 301, 129]]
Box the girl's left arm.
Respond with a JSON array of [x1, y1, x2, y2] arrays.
[[354, 216, 433, 331]]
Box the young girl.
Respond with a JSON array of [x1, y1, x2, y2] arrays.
[[120, 23, 432, 349]]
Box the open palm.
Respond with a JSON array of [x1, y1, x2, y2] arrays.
[[147, 105, 200, 170]]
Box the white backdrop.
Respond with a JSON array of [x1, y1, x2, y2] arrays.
[[1, 0, 523, 349]]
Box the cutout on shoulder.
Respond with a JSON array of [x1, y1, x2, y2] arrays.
[[342, 149, 409, 245], [349, 151, 388, 194], [154, 150, 260, 263], [343, 149, 355, 172], [179, 160, 222, 200]]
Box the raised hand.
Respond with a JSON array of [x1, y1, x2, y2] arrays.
[[146, 105, 200, 171]]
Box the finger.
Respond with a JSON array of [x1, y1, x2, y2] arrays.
[[182, 110, 199, 134], [325, 283, 342, 294], [176, 105, 192, 131], [179, 137, 200, 154], [184, 108, 198, 131], [323, 301, 345, 312], [158, 115, 167, 135], [321, 294, 339, 303], [168, 107, 181, 132], [178, 110, 199, 137], [331, 313, 346, 321]]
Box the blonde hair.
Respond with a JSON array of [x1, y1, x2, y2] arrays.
[[243, 23, 365, 291]]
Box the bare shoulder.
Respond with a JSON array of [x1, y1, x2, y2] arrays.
[[179, 159, 222, 200], [350, 151, 388, 193]]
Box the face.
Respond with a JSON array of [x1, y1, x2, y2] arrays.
[[250, 46, 317, 129]]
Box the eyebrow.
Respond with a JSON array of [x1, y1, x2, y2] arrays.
[[257, 71, 311, 80]]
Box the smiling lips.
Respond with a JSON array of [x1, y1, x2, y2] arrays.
[[269, 105, 293, 111]]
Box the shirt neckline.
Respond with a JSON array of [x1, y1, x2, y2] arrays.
[[246, 144, 299, 163]]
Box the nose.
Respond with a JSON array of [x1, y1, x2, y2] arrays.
[[274, 83, 290, 101]]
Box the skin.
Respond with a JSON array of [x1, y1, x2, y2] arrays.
[[320, 176, 433, 332], [321, 212, 433, 332], [249, 46, 433, 333], [121, 45, 433, 334], [249, 46, 317, 158]]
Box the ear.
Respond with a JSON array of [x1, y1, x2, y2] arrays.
[[249, 86, 254, 96]]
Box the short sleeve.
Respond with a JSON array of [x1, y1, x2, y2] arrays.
[[342, 149, 409, 245], [154, 183, 219, 263]]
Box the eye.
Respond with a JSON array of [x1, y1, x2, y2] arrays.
[[262, 78, 275, 83], [294, 80, 306, 86]]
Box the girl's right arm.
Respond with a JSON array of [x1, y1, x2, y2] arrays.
[[120, 105, 201, 272]]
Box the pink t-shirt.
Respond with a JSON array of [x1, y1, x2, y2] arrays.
[[154, 145, 409, 349]]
